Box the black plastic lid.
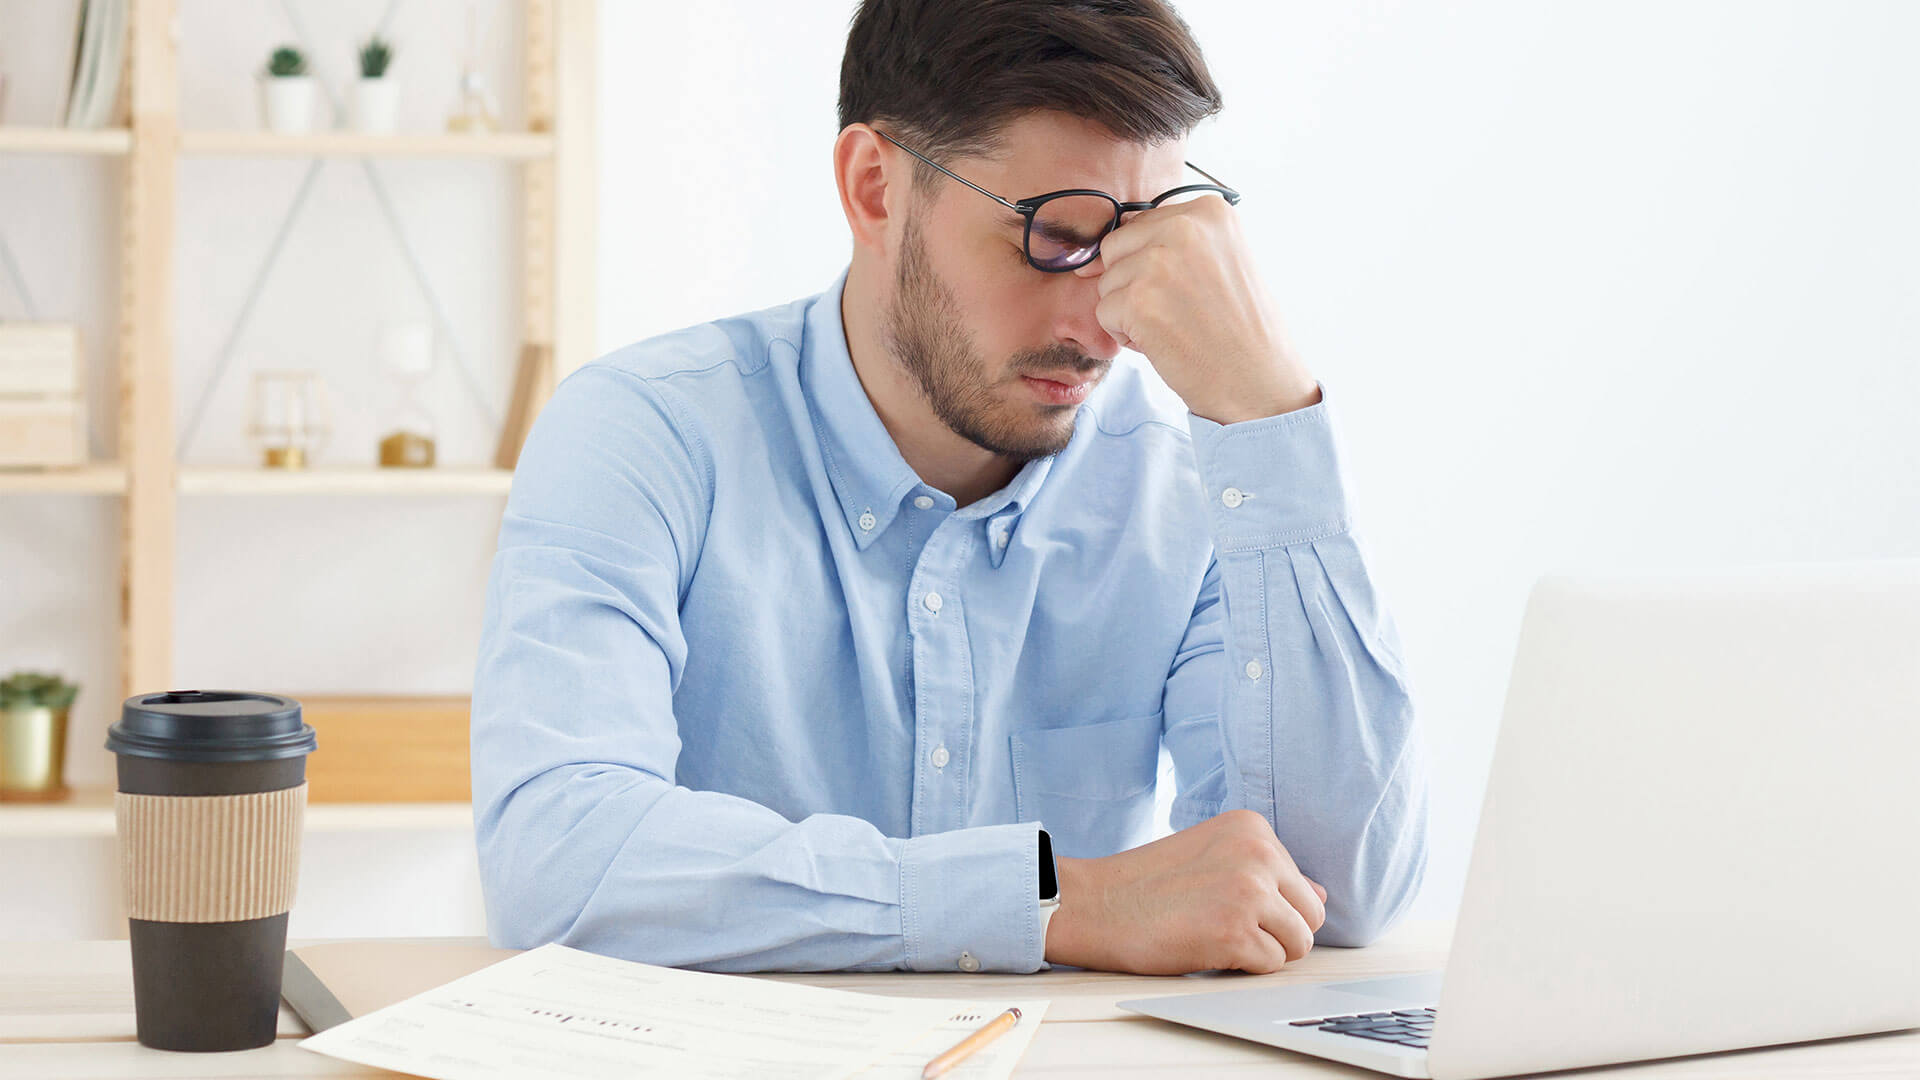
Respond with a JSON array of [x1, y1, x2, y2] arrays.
[[107, 691, 316, 763]]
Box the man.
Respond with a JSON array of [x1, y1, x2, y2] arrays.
[[472, 0, 1426, 975]]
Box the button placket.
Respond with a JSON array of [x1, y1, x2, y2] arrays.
[[906, 517, 970, 836]]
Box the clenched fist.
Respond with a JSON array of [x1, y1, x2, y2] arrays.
[[1044, 809, 1329, 974]]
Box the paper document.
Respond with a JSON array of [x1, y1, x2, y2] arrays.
[[850, 1000, 1050, 1079], [298, 942, 1046, 1080]]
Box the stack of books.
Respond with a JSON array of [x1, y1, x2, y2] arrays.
[[0, 325, 87, 467], [61, 0, 130, 130]]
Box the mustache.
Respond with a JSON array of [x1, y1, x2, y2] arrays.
[[1013, 345, 1105, 378]]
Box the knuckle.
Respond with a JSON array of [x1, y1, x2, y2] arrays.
[[1220, 808, 1266, 832], [1222, 873, 1266, 908]]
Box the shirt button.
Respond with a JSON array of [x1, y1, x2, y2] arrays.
[[1245, 660, 1263, 680], [1221, 487, 1245, 509], [994, 531, 1009, 548], [957, 952, 980, 972], [858, 510, 876, 531], [930, 746, 950, 768], [923, 591, 943, 613], [913, 495, 934, 510]]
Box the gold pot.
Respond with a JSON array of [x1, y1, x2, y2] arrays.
[[0, 705, 71, 801]]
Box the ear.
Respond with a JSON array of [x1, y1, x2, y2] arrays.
[[834, 124, 900, 258]]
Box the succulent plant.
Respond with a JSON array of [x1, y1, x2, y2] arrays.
[[0, 671, 79, 710], [358, 35, 394, 79], [267, 45, 308, 78]]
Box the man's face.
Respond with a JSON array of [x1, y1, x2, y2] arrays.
[[881, 111, 1190, 461]]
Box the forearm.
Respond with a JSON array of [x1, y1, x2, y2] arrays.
[[475, 761, 1049, 972], [1189, 390, 1430, 945]]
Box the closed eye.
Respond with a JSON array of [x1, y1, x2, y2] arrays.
[[1031, 215, 1106, 247]]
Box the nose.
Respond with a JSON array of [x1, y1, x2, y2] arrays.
[[1050, 262, 1123, 362]]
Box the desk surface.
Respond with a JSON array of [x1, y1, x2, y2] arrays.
[[2, 919, 1915, 1078]]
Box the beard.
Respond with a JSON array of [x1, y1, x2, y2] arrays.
[[881, 213, 1101, 462]]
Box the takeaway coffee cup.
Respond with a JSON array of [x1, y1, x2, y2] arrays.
[[105, 690, 316, 1051]]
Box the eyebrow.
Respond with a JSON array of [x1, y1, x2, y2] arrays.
[[1000, 208, 1103, 245], [1028, 216, 1103, 248]]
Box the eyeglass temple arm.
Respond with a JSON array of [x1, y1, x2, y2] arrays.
[[1183, 160, 1236, 193], [872, 128, 1027, 213]]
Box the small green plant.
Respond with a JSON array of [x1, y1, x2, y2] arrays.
[[266, 45, 308, 78], [0, 671, 79, 710], [358, 35, 394, 79]]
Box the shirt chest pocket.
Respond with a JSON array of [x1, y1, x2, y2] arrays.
[[1010, 710, 1163, 860]]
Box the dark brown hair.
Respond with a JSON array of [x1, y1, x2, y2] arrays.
[[838, 0, 1223, 191]]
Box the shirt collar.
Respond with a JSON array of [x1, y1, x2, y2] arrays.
[[802, 266, 922, 549], [800, 265, 1054, 555]]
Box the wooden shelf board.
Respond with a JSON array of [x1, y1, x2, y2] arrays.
[[0, 464, 128, 494], [0, 127, 133, 155], [0, 786, 472, 838], [177, 130, 554, 159], [177, 465, 514, 496]]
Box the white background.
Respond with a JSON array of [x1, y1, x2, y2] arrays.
[[4, 0, 1916, 935]]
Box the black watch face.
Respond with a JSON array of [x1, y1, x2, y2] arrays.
[[1038, 829, 1058, 899]]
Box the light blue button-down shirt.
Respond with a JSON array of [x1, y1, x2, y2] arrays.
[[471, 266, 1427, 973]]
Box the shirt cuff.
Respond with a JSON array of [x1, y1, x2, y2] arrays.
[[899, 821, 1044, 973], [1187, 382, 1351, 553]]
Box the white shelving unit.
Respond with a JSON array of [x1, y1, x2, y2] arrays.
[[0, 126, 133, 154], [177, 465, 516, 496], [0, 786, 472, 838], [177, 129, 556, 159], [0, 0, 597, 824], [0, 464, 129, 494]]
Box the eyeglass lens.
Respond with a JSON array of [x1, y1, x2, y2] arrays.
[[1026, 189, 1228, 270]]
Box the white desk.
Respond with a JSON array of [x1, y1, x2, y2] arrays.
[[2, 919, 1915, 1077]]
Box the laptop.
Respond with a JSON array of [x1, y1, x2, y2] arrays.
[[1119, 560, 1920, 1079]]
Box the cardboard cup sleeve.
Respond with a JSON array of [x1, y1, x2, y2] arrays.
[[115, 783, 307, 922]]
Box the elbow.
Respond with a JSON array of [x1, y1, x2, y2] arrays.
[[473, 772, 598, 951], [1318, 862, 1425, 948], [472, 762, 680, 953], [477, 811, 575, 950], [1317, 816, 1429, 948]]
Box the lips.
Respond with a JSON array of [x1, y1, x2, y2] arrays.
[[1021, 371, 1100, 405], [1026, 370, 1097, 390]]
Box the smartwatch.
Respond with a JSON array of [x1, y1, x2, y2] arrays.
[[1037, 828, 1060, 938]]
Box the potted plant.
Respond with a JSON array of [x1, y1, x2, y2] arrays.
[[260, 45, 315, 135], [0, 671, 79, 802], [353, 35, 398, 134]]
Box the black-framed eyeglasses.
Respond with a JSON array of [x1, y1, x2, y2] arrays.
[[875, 128, 1242, 273]]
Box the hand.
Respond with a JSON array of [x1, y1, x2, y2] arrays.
[[1074, 194, 1321, 424], [1044, 809, 1330, 974]]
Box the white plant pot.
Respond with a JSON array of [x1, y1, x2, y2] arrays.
[[352, 77, 399, 135], [260, 75, 316, 135]]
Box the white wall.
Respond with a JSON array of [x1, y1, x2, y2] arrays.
[[4, 0, 1917, 938], [599, 0, 1920, 925]]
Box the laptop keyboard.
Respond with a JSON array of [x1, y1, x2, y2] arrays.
[[1286, 1006, 1435, 1048]]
